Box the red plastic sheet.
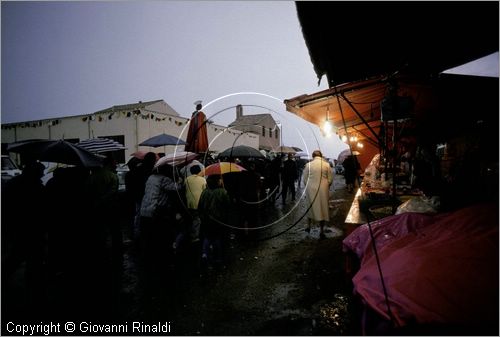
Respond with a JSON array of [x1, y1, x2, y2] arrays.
[[343, 203, 499, 327]]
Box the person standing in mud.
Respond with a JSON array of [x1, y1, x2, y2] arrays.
[[302, 150, 333, 239], [139, 162, 183, 297], [198, 174, 231, 272], [342, 154, 360, 193], [85, 154, 120, 257], [140, 163, 182, 258], [296, 156, 307, 188], [268, 154, 282, 202], [281, 153, 297, 204], [2, 160, 47, 317], [126, 152, 157, 241], [240, 162, 262, 229], [183, 164, 206, 243]]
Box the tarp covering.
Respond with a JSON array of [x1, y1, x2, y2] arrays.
[[343, 203, 499, 329]]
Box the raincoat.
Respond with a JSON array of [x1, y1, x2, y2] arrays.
[[303, 156, 333, 221]]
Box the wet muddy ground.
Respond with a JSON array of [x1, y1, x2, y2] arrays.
[[3, 176, 360, 335], [121, 176, 359, 335]]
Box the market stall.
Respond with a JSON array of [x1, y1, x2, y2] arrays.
[[285, 2, 499, 334]]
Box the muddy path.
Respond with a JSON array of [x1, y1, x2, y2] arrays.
[[126, 176, 360, 335], [2, 174, 359, 336]]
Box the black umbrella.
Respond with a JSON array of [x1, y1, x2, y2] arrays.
[[7, 139, 103, 167], [139, 133, 186, 147], [218, 145, 265, 159]]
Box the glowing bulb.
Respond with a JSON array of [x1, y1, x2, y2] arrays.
[[323, 120, 333, 136], [341, 135, 348, 142], [357, 142, 364, 148]]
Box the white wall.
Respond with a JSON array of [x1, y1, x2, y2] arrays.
[[2, 106, 260, 163]]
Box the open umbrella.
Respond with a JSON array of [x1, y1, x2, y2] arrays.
[[77, 138, 126, 153], [7, 139, 103, 167], [139, 133, 186, 147], [218, 145, 265, 159], [337, 149, 361, 164], [273, 146, 297, 154], [200, 162, 246, 176], [154, 151, 198, 168]]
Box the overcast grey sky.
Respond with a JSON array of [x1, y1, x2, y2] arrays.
[[1, 1, 350, 159]]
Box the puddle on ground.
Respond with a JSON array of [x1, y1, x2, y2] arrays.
[[257, 293, 353, 337], [317, 293, 351, 335]]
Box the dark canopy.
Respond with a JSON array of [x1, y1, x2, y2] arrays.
[[296, 2, 499, 86]]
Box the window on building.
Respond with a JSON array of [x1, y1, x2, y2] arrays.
[[275, 128, 278, 139], [269, 128, 272, 137], [262, 126, 265, 137]]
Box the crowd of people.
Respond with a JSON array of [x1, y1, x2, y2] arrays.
[[1, 149, 337, 321]]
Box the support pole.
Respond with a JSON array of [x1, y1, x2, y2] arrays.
[[341, 93, 381, 143]]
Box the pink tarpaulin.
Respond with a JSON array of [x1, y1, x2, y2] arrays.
[[343, 203, 499, 328]]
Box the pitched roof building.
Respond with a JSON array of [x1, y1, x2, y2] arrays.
[[2, 99, 259, 164], [228, 105, 280, 151], [94, 99, 179, 116]]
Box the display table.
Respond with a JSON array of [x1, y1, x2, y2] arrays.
[[344, 188, 367, 226], [343, 188, 367, 278]]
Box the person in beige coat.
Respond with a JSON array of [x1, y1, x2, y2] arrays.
[[302, 150, 333, 239]]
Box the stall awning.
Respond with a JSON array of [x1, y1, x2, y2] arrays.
[[285, 75, 436, 148]]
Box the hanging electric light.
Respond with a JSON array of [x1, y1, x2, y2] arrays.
[[323, 120, 333, 137], [322, 105, 333, 137]]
